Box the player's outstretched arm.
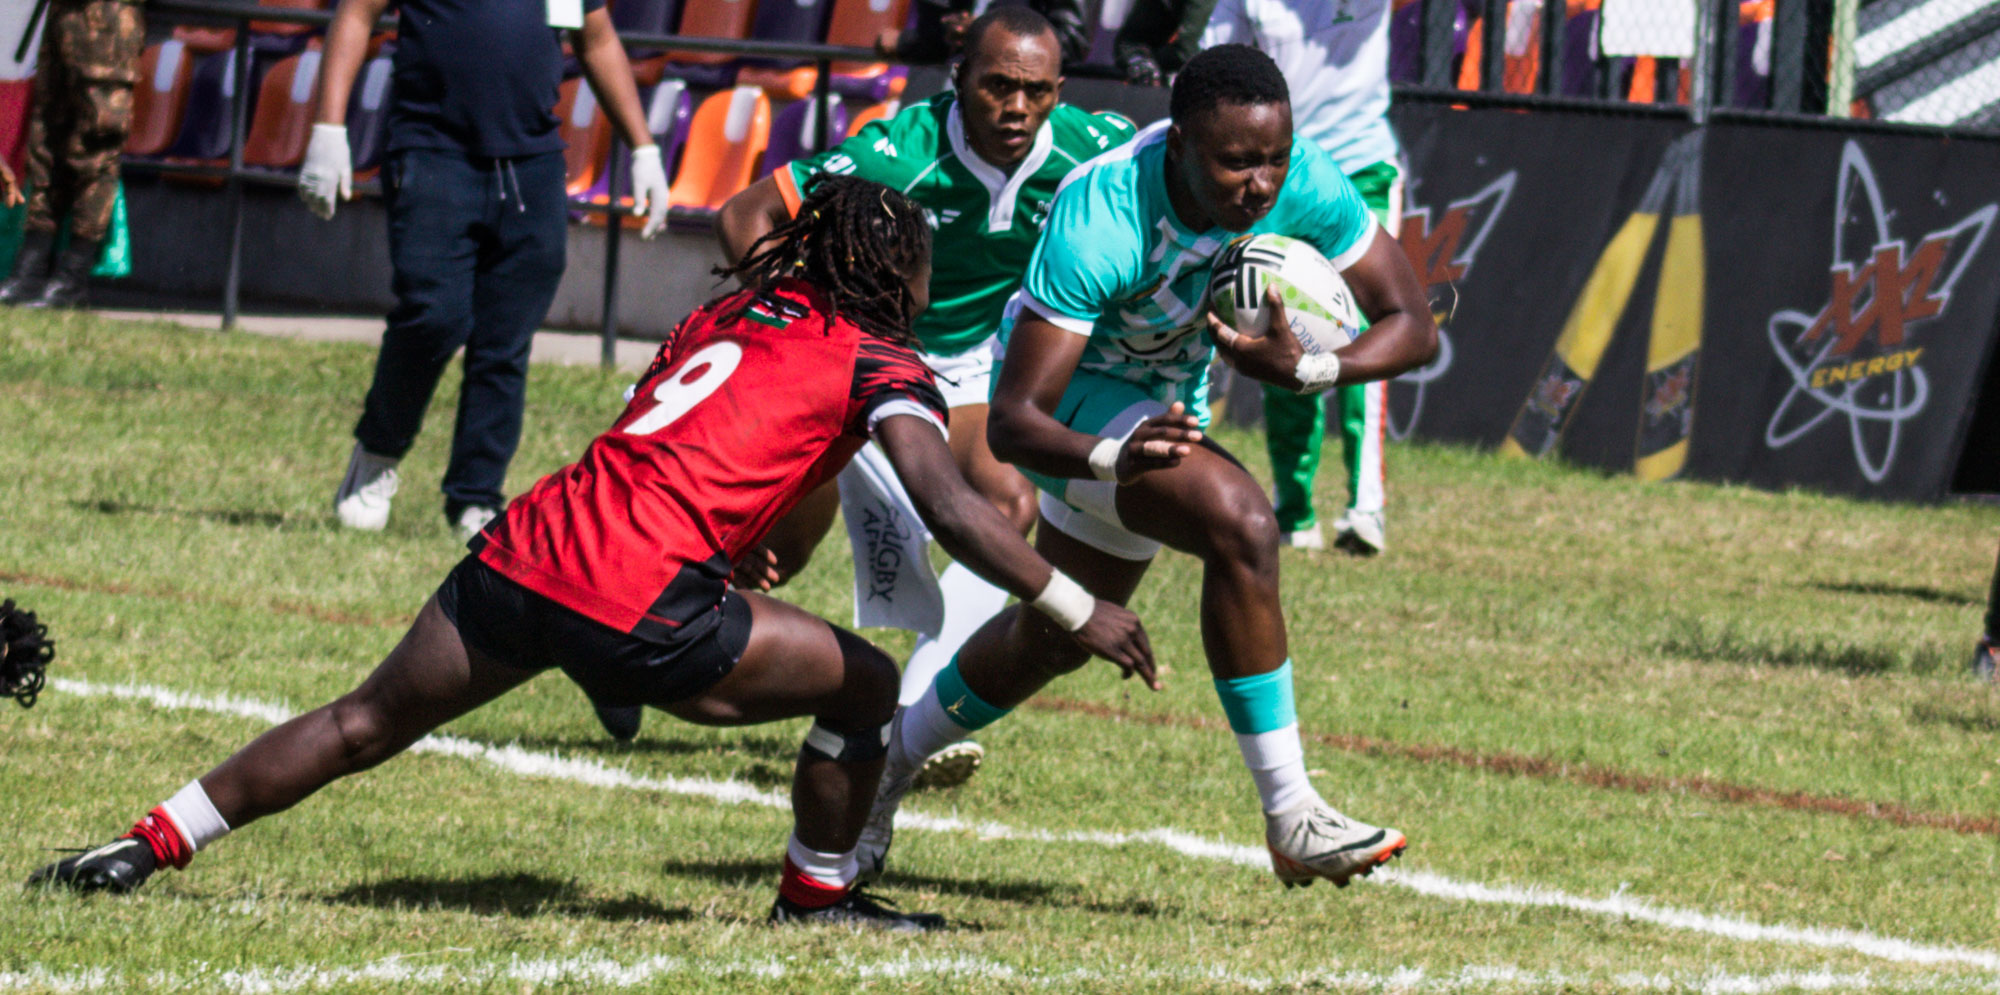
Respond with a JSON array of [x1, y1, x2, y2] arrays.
[[988, 315, 1206, 485], [716, 175, 796, 267], [1212, 229, 1438, 391], [875, 412, 1160, 688]]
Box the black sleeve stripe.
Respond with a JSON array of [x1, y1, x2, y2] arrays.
[[853, 335, 949, 429]]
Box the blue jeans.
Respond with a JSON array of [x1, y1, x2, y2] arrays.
[[354, 147, 568, 513]]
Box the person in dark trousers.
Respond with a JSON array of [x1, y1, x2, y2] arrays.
[[1977, 545, 1998, 682], [304, 0, 671, 540], [0, 0, 144, 309]]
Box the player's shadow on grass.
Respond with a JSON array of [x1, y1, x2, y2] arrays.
[[658, 858, 1174, 921], [72, 498, 303, 531], [1806, 580, 1981, 607], [324, 873, 697, 923], [503, 731, 799, 789], [1661, 622, 1951, 676], [1906, 701, 2000, 734]]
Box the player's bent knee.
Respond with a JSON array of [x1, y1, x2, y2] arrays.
[[799, 719, 892, 765], [830, 627, 900, 725], [1203, 487, 1282, 573], [327, 695, 398, 770]]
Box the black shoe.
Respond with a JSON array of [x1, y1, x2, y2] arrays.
[[594, 705, 643, 742], [26, 837, 157, 894], [23, 237, 97, 310], [0, 229, 54, 306], [769, 889, 945, 933]]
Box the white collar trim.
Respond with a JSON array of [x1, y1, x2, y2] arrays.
[[947, 101, 1055, 233]]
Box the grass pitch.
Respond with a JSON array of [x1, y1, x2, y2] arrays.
[[2, 309, 1997, 993]]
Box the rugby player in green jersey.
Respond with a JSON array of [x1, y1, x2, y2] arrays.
[[707, 7, 1136, 787]]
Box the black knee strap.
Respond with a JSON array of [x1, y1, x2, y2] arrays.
[[801, 721, 890, 763]]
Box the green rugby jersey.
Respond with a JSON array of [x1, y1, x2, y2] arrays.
[[778, 92, 1135, 357]]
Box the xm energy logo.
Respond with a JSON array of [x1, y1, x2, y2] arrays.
[[1389, 170, 1515, 439], [1763, 141, 1995, 484]]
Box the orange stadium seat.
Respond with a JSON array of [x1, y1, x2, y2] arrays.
[[667, 85, 770, 210], [249, 0, 330, 39], [668, 0, 758, 69], [242, 46, 321, 168], [127, 40, 198, 156], [738, 0, 908, 100], [844, 97, 897, 136], [556, 77, 613, 197]]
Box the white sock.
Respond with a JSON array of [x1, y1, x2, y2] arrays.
[[159, 780, 231, 851], [899, 562, 1010, 706], [785, 832, 857, 888], [1235, 725, 1319, 815], [892, 685, 975, 772]]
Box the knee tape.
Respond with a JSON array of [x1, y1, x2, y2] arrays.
[[801, 721, 891, 763]]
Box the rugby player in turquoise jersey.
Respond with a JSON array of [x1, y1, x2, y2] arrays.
[[711, 7, 1136, 787], [860, 45, 1439, 889]]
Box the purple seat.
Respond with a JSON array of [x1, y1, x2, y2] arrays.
[[575, 78, 696, 213], [831, 65, 904, 100], [165, 51, 250, 160], [759, 97, 848, 177], [1561, 9, 1599, 97], [1735, 19, 1770, 108], [747, 0, 835, 64], [346, 43, 394, 171]]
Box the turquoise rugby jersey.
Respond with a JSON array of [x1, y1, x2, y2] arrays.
[[1010, 120, 1378, 399]]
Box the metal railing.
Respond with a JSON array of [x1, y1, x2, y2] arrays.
[[136, 0, 893, 362]]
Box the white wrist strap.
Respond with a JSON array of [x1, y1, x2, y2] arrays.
[[1031, 569, 1095, 631], [1086, 437, 1122, 482], [1295, 352, 1342, 394]]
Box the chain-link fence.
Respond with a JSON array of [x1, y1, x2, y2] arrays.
[[1386, 0, 2000, 132]]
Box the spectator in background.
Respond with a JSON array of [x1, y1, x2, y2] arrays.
[[1113, 0, 1216, 85], [0, 0, 142, 309], [302, 0, 671, 541], [1201, 0, 1400, 555], [877, 0, 1089, 67]]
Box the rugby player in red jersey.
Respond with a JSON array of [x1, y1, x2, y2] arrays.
[[26, 177, 1162, 932]]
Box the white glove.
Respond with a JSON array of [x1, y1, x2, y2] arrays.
[[298, 123, 352, 221], [629, 144, 670, 239]]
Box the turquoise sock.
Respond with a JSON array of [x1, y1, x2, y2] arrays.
[[1212, 661, 1297, 734], [932, 658, 1013, 732]]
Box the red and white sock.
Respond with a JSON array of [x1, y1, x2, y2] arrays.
[[128, 780, 230, 870], [778, 833, 856, 909]]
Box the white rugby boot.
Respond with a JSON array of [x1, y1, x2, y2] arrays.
[[1264, 797, 1407, 888], [1332, 511, 1385, 557], [334, 445, 400, 531], [912, 740, 984, 791]]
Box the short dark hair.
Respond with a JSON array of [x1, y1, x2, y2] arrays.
[[1170, 43, 1289, 124], [958, 5, 1060, 69]]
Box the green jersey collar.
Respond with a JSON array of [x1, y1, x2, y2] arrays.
[[946, 99, 1056, 234]]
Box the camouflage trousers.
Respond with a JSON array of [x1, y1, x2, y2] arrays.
[[25, 0, 145, 243]]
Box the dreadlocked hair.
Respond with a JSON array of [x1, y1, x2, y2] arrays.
[[0, 599, 53, 709], [714, 174, 932, 346]]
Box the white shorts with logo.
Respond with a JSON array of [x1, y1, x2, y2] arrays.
[[922, 334, 1001, 410]]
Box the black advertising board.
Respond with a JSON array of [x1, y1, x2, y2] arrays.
[[1386, 101, 2000, 501]]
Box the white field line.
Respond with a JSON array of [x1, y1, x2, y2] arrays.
[[46, 678, 2000, 974], [4, 951, 1999, 994]]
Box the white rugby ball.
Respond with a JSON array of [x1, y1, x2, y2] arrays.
[[1207, 234, 1361, 355]]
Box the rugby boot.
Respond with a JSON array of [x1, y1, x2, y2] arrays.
[[854, 723, 919, 883], [1332, 511, 1386, 557], [1264, 797, 1407, 889], [23, 237, 97, 310], [26, 837, 157, 894], [333, 445, 400, 531], [912, 740, 983, 791], [0, 229, 53, 305], [769, 888, 945, 933]]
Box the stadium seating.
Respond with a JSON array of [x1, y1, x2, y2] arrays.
[[241, 47, 321, 169], [163, 51, 246, 161], [612, 0, 682, 36], [576, 78, 694, 226], [127, 40, 198, 157], [556, 76, 614, 196], [844, 97, 898, 136], [346, 44, 395, 173], [653, 0, 758, 89], [738, 0, 909, 101], [759, 96, 848, 175], [668, 85, 770, 210]]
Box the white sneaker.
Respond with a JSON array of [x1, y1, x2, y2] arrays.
[[1279, 524, 1325, 550], [912, 740, 984, 791], [453, 504, 499, 543], [855, 723, 920, 884], [334, 445, 400, 531], [1264, 797, 1407, 888], [1332, 511, 1385, 557]]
